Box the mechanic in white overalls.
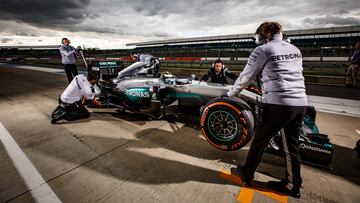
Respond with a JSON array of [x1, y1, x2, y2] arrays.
[[227, 22, 307, 198], [51, 72, 101, 124]]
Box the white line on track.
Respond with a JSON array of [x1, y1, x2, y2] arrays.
[[0, 122, 62, 203], [0, 63, 88, 75], [0, 63, 64, 73]]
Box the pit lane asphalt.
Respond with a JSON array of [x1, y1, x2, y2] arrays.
[[0, 64, 359, 203]]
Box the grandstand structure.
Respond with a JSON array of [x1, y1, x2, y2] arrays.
[[1, 25, 359, 63], [128, 25, 360, 62]]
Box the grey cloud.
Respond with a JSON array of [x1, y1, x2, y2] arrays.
[[93, 0, 360, 40], [65, 25, 120, 34], [103, 0, 244, 38], [15, 32, 39, 37], [338, 10, 350, 15], [15, 32, 29, 36], [0, 0, 92, 28], [130, 0, 238, 17], [1, 38, 13, 43], [133, 0, 189, 16], [1, 0, 360, 49], [64, 22, 177, 39], [302, 0, 359, 17], [304, 15, 360, 26], [152, 32, 175, 38]]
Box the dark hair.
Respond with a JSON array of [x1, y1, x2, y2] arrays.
[[87, 71, 98, 81], [255, 22, 282, 40], [214, 59, 223, 64], [61, 38, 68, 44]]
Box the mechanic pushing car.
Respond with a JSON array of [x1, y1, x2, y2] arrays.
[[51, 72, 101, 124], [200, 59, 238, 84], [227, 22, 307, 198], [59, 38, 82, 83]]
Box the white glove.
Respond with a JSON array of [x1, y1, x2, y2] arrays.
[[227, 90, 236, 97]]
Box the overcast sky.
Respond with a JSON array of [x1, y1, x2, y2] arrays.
[[0, 0, 359, 49]]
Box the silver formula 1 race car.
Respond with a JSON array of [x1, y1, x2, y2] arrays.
[[93, 55, 334, 167]]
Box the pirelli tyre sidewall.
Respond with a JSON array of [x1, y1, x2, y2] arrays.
[[200, 98, 254, 151]]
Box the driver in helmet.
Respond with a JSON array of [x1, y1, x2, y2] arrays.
[[131, 53, 139, 61], [200, 59, 238, 84], [227, 22, 307, 198], [131, 52, 153, 63]]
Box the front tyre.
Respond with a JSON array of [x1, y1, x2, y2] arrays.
[[200, 98, 254, 151]]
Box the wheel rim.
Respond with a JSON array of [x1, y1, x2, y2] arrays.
[[207, 110, 241, 142]]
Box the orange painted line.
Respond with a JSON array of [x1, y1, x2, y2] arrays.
[[237, 188, 255, 203], [219, 170, 288, 203]]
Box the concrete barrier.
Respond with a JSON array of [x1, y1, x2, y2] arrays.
[[7, 61, 359, 86]]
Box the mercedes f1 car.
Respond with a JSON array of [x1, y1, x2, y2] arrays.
[[93, 55, 334, 167]]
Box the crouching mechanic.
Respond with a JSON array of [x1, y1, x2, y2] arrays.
[[51, 72, 101, 124], [200, 59, 238, 84], [227, 22, 307, 198]]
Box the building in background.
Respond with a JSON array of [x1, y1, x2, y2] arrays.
[[128, 25, 360, 63], [1, 25, 359, 64]]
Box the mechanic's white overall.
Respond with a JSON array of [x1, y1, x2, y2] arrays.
[[51, 73, 101, 124], [61, 74, 95, 104]]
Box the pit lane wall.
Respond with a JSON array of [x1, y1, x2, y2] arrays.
[[158, 65, 350, 86]]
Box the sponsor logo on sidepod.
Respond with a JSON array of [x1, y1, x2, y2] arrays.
[[300, 143, 332, 154], [125, 90, 150, 98]]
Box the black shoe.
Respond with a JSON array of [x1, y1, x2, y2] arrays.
[[51, 119, 57, 124], [231, 166, 253, 187], [267, 180, 301, 198], [51, 117, 63, 124]]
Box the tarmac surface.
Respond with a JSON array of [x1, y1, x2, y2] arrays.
[[0, 63, 359, 203]]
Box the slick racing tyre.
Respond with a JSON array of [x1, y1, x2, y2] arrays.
[[200, 98, 255, 151]]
